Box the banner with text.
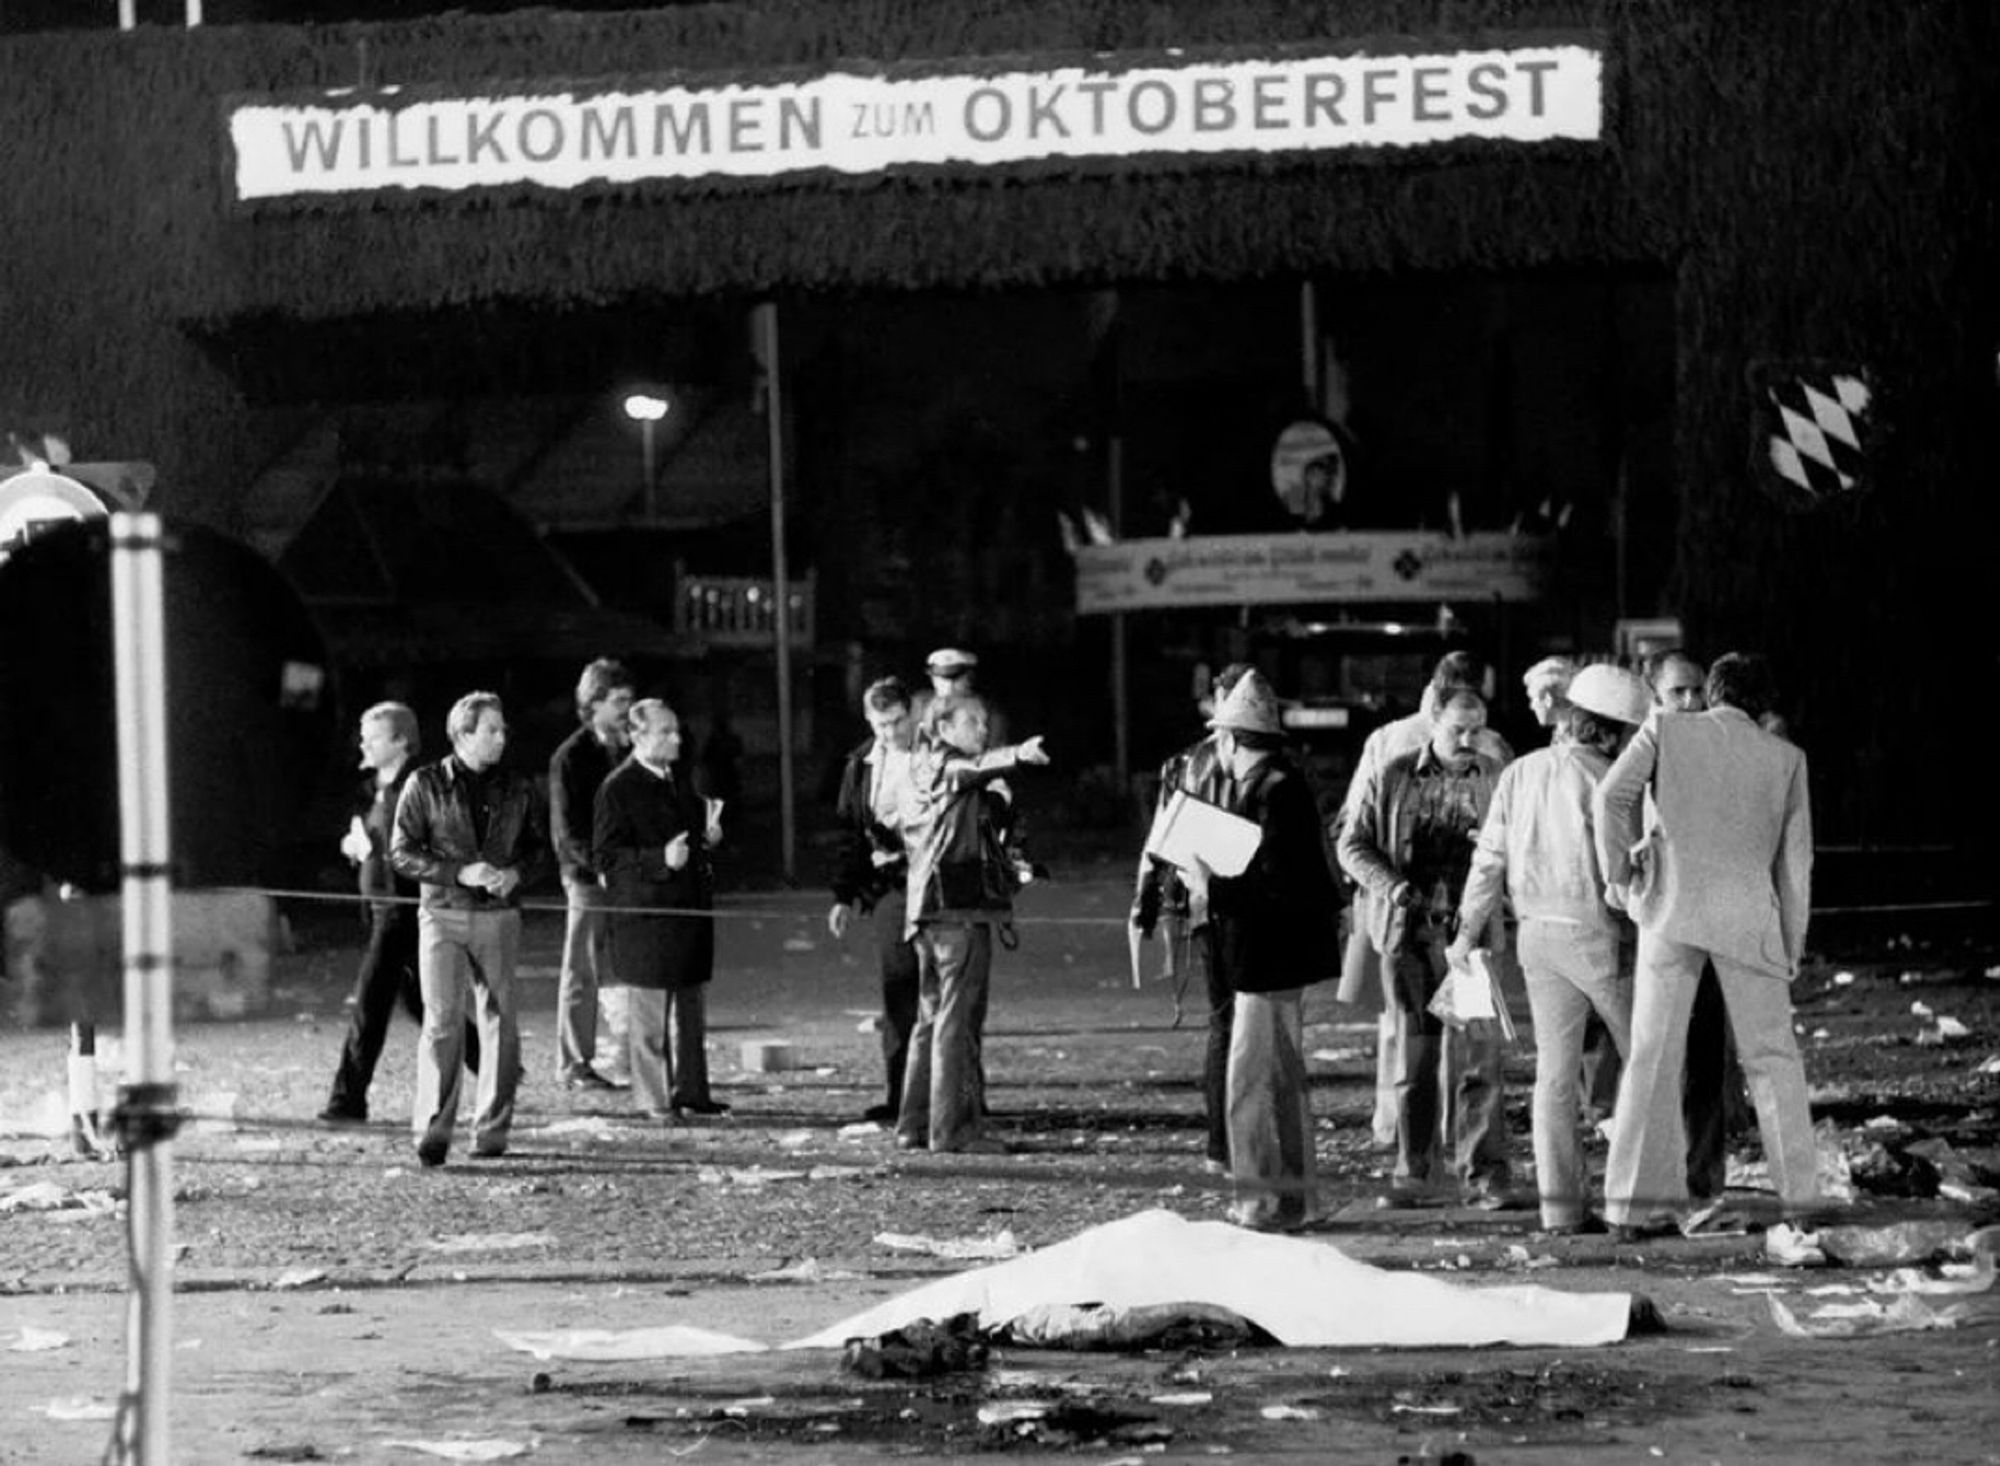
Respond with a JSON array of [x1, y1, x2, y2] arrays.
[[1073, 532, 1555, 613], [228, 40, 1602, 201]]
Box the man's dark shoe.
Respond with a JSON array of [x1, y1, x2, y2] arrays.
[[472, 1142, 507, 1159], [862, 1103, 898, 1124], [895, 1134, 928, 1151], [317, 1104, 366, 1127], [563, 1068, 617, 1092], [1376, 1180, 1443, 1210], [677, 1098, 731, 1116], [1539, 1215, 1610, 1237], [416, 1141, 448, 1169], [1610, 1215, 1681, 1244]]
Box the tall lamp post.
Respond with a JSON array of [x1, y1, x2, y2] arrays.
[[623, 391, 669, 521]]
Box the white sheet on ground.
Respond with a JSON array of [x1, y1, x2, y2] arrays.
[[493, 1210, 1632, 1361], [788, 1210, 1628, 1349]]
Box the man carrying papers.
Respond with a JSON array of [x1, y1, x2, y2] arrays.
[[1180, 671, 1341, 1231]]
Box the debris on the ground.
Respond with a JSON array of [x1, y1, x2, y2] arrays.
[[7, 1326, 69, 1351], [43, 1397, 116, 1421], [1818, 1220, 1977, 1267], [873, 1228, 1023, 1260], [496, 1324, 766, 1360], [426, 1233, 557, 1255], [1769, 1293, 1969, 1338], [698, 1165, 810, 1187], [841, 1313, 987, 1378], [383, 1439, 531, 1460], [0, 1180, 118, 1216], [1870, 1254, 1996, 1296], [1148, 1390, 1213, 1406], [1764, 1223, 1828, 1268], [1915, 1015, 1973, 1047], [1262, 1402, 1322, 1420], [271, 1267, 329, 1290], [745, 1257, 862, 1283]]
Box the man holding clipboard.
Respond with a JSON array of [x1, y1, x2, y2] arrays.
[[1175, 671, 1341, 1231]]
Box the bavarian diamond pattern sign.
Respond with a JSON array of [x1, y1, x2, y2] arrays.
[[1750, 359, 1878, 509]]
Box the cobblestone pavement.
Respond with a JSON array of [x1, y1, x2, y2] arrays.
[[3, 877, 1997, 1462]]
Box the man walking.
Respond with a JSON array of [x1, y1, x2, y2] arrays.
[[1338, 687, 1516, 1208], [319, 702, 479, 1124], [550, 657, 635, 1091], [595, 699, 729, 1122], [1596, 652, 1821, 1234], [827, 677, 922, 1125], [391, 692, 545, 1168]]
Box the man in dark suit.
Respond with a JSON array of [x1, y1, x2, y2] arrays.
[[826, 676, 921, 1125], [595, 698, 728, 1123]]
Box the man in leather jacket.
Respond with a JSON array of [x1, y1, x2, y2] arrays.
[[391, 691, 547, 1168]]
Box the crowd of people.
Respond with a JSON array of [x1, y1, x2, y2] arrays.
[[1134, 644, 1824, 1239], [317, 647, 1047, 1168], [313, 639, 1824, 1240]]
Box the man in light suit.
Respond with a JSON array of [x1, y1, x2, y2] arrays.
[[1594, 652, 1820, 1235]]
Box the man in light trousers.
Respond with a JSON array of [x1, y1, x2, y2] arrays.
[[1595, 652, 1822, 1235]]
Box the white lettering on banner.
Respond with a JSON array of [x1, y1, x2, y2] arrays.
[[228, 43, 1602, 200], [1071, 533, 1554, 613]]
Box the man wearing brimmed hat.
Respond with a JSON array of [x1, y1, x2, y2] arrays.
[[1451, 662, 1651, 1233], [1338, 685, 1514, 1209], [1595, 652, 1823, 1238], [1182, 670, 1341, 1230]]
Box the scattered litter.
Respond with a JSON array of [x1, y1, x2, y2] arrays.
[[1911, 1000, 1934, 1019], [842, 1313, 988, 1378], [496, 1325, 767, 1360], [1978, 1055, 2000, 1076], [855, 1016, 884, 1033], [1870, 1254, 1996, 1297], [838, 1120, 887, 1139], [1805, 1283, 1863, 1296], [1684, 1346, 1735, 1354], [1149, 1391, 1212, 1406], [719, 1396, 776, 1416], [873, 1228, 1023, 1261], [1764, 1223, 1827, 1268], [774, 1130, 817, 1149], [385, 1440, 531, 1460], [807, 1165, 872, 1182], [1261, 1403, 1322, 1420], [741, 1040, 796, 1072], [8, 1327, 70, 1352], [978, 1401, 1051, 1425], [1832, 971, 1856, 986], [698, 1166, 810, 1188], [271, 1268, 329, 1290], [1681, 1199, 1756, 1238], [1390, 1402, 1463, 1416], [1769, 1293, 1968, 1338], [745, 1258, 862, 1284], [1916, 1016, 1973, 1047], [43, 1397, 116, 1421], [1819, 1220, 1972, 1267], [0, 1181, 118, 1216], [539, 1117, 618, 1137], [427, 1233, 557, 1255], [1309, 1047, 1367, 1064]]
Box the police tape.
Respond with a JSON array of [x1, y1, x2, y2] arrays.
[[213, 885, 1994, 924]]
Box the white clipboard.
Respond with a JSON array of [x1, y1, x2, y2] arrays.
[[1143, 789, 1262, 878]]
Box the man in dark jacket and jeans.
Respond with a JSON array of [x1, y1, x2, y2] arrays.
[[826, 676, 922, 1124], [392, 691, 546, 1168], [319, 701, 479, 1124]]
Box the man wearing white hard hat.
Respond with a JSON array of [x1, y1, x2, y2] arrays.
[[1183, 670, 1342, 1230], [1451, 663, 1652, 1233]]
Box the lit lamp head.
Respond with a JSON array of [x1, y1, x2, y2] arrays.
[[623, 392, 670, 423]]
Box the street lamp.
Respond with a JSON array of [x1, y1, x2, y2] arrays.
[[623, 391, 670, 521]]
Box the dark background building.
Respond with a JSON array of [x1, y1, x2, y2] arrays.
[[2, 0, 1995, 874]]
